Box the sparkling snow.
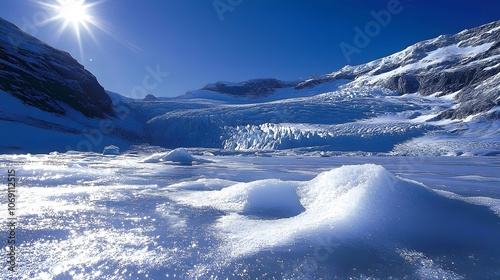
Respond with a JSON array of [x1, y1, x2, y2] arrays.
[[1, 151, 500, 279]]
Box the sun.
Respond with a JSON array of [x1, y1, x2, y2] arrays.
[[39, 0, 103, 59], [39, 0, 141, 59], [44, 0, 100, 37], [57, 0, 90, 27]]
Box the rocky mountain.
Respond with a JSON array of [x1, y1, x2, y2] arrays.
[[0, 17, 113, 118], [298, 20, 500, 120], [199, 21, 499, 120]]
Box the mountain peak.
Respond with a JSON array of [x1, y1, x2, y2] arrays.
[[0, 17, 114, 118], [297, 20, 500, 120]]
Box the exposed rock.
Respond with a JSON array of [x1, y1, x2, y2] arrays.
[[202, 79, 297, 98], [143, 94, 158, 101], [0, 17, 114, 118]]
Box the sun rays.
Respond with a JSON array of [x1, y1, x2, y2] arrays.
[[37, 0, 141, 61], [38, 0, 102, 59]]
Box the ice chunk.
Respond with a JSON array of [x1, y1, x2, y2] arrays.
[[103, 145, 120, 155], [143, 148, 196, 164], [163, 148, 195, 164]]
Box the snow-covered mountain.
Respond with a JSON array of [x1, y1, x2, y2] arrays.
[[0, 17, 144, 153], [0, 17, 113, 118], [194, 20, 500, 120], [300, 20, 500, 120], [201, 79, 298, 98], [143, 20, 499, 155], [0, 17, 498, 155]]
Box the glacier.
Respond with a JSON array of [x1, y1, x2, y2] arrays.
[[139, 82, 498, 155]]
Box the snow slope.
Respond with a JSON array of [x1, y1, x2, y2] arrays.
[[0, 89, 142, 153]]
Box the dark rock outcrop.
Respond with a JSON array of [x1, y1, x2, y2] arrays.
[[143, 94, 158, 101], [202, 79, 297, 98], [0, 17, 113, 118]]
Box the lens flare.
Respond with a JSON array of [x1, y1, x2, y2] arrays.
[[39, 0, 102, 59], [39, 0, 141, 60], [57, 0, 90, 26]]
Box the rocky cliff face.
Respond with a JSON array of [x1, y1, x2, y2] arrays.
[[0, 17, 114, 118]]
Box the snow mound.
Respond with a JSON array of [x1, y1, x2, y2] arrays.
[[169, 164, 500, 259], [102, 145, 120, 155], [162, 148, 196, 164], [143, 148, 196, 164]]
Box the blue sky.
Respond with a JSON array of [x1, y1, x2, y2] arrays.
[[1, 0, 499, 97]]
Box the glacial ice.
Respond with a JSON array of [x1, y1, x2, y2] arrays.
[[143, 147, 196, 164], [103, 145, 120, 155]]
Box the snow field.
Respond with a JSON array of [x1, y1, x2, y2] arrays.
[[1, 151, 500, 279]]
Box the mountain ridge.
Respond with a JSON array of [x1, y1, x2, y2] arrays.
[[197, 20, 499, 120], [0, 17, 114, 118]]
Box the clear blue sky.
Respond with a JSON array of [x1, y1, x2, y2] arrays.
[[1, 0, 499, 97]]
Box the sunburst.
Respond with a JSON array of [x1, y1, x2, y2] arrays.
[[56, 0, 91, 27], [38, 0, 141, 60], [40, 0, 103, 58]]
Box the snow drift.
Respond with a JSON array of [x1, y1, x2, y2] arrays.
[[168, 164, 500, 261]]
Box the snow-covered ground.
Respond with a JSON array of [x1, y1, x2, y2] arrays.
[[0, 90, 137, 154], [1, 148, 499, 279]]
